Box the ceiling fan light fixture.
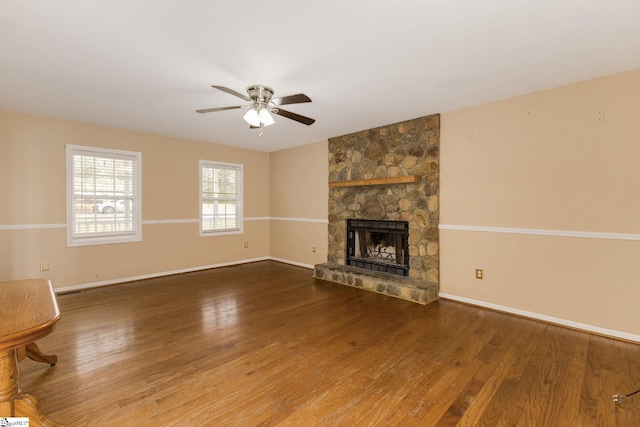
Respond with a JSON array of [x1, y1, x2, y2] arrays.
[[259, 108, 275, 126], [242, 108, 261, 127], [243, 106, 275, 127]]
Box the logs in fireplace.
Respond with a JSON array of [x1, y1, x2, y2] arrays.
[[346, 219, 409, 276]]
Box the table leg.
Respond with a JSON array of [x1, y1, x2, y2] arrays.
[[0, 349, 64, 427], [25, 343, 58, 366]]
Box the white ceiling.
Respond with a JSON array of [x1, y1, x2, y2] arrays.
[[3, 1, 640, 152]]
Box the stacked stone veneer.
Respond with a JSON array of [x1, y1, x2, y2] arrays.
[[314, 114, 440, 304]]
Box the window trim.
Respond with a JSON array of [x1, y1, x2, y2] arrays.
[[199, 160, 244, 237], [66, 144, 142, 247]]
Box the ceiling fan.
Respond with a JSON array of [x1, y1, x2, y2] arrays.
[[196, 85, 315, 135]]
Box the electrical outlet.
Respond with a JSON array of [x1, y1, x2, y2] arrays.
[[244, 241, 249, 248], [311, 245, 317, 252], [475, 269, 483, 280], [40, 261, 50, 272]]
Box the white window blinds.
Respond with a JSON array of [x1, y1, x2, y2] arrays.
[[66, 145, 142, 246], [200, 160, 243, 235]]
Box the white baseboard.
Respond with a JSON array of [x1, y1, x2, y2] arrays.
[[54, 257, 270, 294], [439, 292, 640, 343], [55, 257, 315, 294], [268, 257, 314, 269]]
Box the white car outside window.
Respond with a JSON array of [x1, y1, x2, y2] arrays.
[[93, 199, 126, 214]]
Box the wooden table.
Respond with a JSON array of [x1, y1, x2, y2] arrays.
[[0, 279, 63, 427]]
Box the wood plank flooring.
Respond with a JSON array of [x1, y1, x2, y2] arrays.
[[18, 261, 640, 426]]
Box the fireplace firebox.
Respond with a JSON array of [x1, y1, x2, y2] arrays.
[[346, 219, 409, 276]]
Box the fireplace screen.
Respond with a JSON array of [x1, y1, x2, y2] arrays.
[[346, 219, 409, 276]]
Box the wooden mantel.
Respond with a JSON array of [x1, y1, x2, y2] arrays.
[[328, 175, 421, 188]]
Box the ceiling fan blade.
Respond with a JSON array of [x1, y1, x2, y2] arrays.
[[273, 108, 316, 125], [196, 106, 243, 113], [270, 93, 312, 106], [212, 85, 251, 101]]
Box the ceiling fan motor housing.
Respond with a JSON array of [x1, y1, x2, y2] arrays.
[[247, 85, 274, 106]]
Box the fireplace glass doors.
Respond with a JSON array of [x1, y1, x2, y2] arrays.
[[346, 219, 409, 276]]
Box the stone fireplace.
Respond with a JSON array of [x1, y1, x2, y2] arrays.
[[314, 114, 440, 304]]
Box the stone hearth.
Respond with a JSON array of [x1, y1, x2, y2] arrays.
[[314, 113, 440, 304], [314, 263, 438, 304]]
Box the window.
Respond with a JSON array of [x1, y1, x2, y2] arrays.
[[200, 160, 243, 235], [66, 145, 142, 246]]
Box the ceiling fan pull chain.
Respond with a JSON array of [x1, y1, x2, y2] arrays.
[[613, 386, 640, 404]]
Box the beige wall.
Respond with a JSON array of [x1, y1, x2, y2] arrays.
[[1, 110, 271, 289], [269, 141, 328, 267], [440, 68, 640, 339]]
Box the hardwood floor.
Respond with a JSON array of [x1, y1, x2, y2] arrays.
[[19, 261, 640, 426]]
